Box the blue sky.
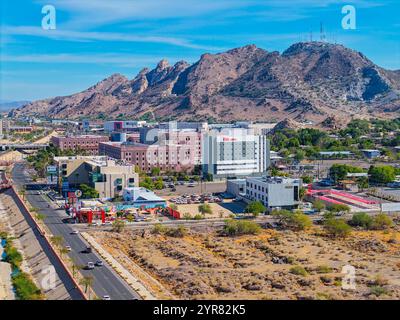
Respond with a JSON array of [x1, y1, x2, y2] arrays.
[[1, 0, 399, 101]]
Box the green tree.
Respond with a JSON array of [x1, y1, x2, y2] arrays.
[[150, 167, 161, 176], [79, 184, 99, 199], [79, 276, 94, 296], [223, 220, 261, 236], [245, 201, 266, 217], [371, 213, 393, 230], [324, 218, 351, 238], [328, 203, 350, 214], [357, 176, 369, 191], [350, 212, 373, 229], [369, 165, 396, 184], [313, 200, 326, 212]]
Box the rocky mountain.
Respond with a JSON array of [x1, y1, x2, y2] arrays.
[[13, 42, 400, 125]]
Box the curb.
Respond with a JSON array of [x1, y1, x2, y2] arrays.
[[9, 185, 88, 300]]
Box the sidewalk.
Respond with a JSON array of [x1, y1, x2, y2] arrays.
[[81, 232, 157, 300]]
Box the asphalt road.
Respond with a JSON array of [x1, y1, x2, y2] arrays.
[[12, 162, 141, 300]]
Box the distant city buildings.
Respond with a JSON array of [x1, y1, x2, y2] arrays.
[[51, 135, 109, 155], [104, 120, 147, 133]]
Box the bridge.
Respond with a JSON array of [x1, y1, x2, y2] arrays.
[[0, 143, 49, 151]]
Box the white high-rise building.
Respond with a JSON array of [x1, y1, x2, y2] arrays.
[[202, 128, 270, 179]]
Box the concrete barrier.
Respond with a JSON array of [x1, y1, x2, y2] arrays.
[[9, 185, 88, 300]]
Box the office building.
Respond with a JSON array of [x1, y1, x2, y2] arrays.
[[202, 128, 270, 179], [54, 156, 139, 199], [51, 135, 109, 155], [245, 176, 302, 210]]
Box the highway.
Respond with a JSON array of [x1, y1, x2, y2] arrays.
[[12, 162, 141, 300]]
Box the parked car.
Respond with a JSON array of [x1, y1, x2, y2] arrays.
[[86, 262, 95, 270], [65, 245, 72, 252]]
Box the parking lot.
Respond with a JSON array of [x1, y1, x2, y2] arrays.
[[155, 181, 227, 197]]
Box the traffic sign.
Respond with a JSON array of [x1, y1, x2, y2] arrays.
[[75, 190, 82, 198]]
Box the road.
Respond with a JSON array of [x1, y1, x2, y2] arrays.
[[12, 162, 141, 300]]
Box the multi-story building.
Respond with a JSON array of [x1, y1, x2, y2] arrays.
[[104, 121, 147, 133], [245, 176, 302, 210], [53, 156, 139, 199], [51, 135, 109, 155], [99, 140, 199, 173], [202, 128, 270, 179]]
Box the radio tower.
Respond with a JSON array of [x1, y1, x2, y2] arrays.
[[320, 22, 326, 42]]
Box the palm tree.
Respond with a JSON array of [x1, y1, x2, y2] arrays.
[[59, 248, 69, 259], [71, 261, 84, 279], [50, 235, 64, 248], [19, 188, 26, 201], [80, 276, 94, 298], [36, 213, 46, 222]]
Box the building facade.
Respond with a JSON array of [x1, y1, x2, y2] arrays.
[[104, 121, 147, 133], [245, 176, 302, 210], [54, 156, 139, 199], [51, 135, 109, 155], [202, 128, 270, 179], [99, 129, 201, 173]]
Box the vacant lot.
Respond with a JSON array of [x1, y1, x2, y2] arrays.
[[90, 226, 400, 300]]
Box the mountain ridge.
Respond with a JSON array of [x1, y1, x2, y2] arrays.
[[13, 42, 400, 125]]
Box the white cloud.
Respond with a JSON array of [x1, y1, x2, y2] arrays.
[[2, 25, 224, 50], [0, 52, 197, 67]]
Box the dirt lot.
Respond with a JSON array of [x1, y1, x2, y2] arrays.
[[170, 200, 247, 219], [90, 226, 400, 300]]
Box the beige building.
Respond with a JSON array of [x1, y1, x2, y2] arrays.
[[54, 156, 139, 199]]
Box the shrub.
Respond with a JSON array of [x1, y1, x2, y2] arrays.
[[324, 218, 352, 238], [328, 204, 350, 213], [313, 200, 326, 212], [271, 210, 312, 231], [222, 220, 261, 236], [198, 204, 212, 215], [371, 213, 393, 230], [289, 265, 308, 276], [112, 220, 126, 233], [369, 285, 388, 297], [317, 265, 333, 274], [350, 213, 373, 229], [289, 212, 312, 231], [166, 226, 187, 238], [4, 243, 23, 269], [152, 223, 167, 235], [12, 272, 43, 300], [193, 214, 205, 220]]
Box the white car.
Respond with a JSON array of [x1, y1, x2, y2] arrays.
[[65, 245, 72, 252], [86, 262, 95, 270], [71, 230, 79, 235], [102, 295, 111, 300]]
